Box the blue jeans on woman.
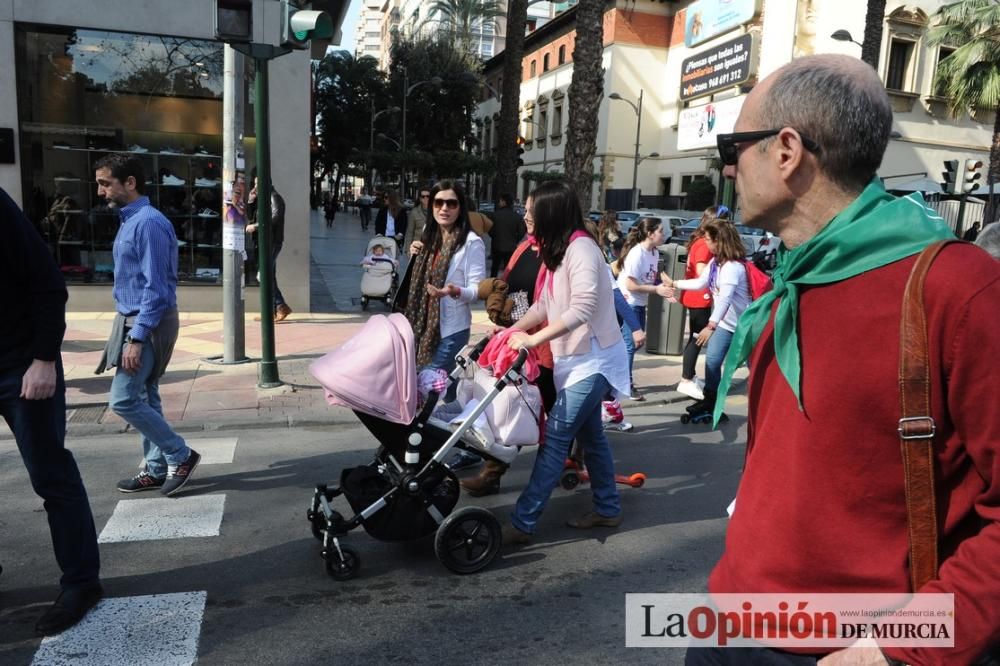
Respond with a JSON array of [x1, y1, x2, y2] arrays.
[[511, 373, 621, 534], [621, 304, 647, 385], [429, 328, 471, 402], [703, 326, 735, 393], [109, 341, 190, 479]]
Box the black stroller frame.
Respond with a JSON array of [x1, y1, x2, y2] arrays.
[[306, 337, 530, 580]]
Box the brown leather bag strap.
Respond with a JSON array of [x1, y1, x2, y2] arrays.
[[898, 239, 958, 590]]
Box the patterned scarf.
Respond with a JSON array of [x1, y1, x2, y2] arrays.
[[405, 229, 461, 367], [712, 179, 955, 426]]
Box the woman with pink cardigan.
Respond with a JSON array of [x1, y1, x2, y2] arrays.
[[502, 181, 630, 545]]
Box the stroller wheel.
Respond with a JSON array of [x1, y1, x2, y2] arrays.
[[324, 545, 361, 581], [434, 507, 501, 575], [310, 509, 343, 541]]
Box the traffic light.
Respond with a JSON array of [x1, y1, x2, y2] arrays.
[[516, 135, 526, 167], [941, 159, 959, 194], [280, 0, 334, 50], [962, 159, 984, 194], [215, 0, 252, 42]]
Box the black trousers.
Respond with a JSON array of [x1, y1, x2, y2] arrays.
[[0, 361, 100, 589], [682, 307, 712, 380], [491, 250, 513, 278]]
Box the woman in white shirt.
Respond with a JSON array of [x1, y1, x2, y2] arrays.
[[663, 219, 751, 415], [613, 218, 672, 399], [406, 180, 486, 383]]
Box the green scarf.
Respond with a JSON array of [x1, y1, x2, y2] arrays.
[[713, 179, 955, 426]]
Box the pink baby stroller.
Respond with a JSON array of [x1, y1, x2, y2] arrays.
[[307, 314, 531, 580]]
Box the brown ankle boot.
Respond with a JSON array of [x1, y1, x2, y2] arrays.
[[460, 459, 509, 497]]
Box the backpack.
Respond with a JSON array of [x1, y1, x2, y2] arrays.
[[743, 260, 773, 300]]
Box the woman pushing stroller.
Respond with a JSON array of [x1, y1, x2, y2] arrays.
[[501, 181, 630, 546]]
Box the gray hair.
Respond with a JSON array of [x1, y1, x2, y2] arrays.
[[976, 222, 1000, 260], [755, 55, 892, 192]]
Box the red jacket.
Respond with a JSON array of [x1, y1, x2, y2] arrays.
[[709, 244, 1000, 664]]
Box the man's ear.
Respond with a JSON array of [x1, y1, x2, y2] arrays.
[[125, 175, 138, 192], [775, 128, 807, 178]]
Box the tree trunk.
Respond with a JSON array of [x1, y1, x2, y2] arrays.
[[860, 0, 886, 69], [563, 0, 606, 213], [495, 0, 528, 201], [986, 99, 1000, 224]]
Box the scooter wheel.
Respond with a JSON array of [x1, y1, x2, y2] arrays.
[[560, 470, 581, 490], [629, 473, 647, 488], [680, 414, 691, 424], [324, 545, 361, 581]]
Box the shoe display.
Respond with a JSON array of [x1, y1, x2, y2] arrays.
[[273, 303, 293, 322], [52, 141, 74, 149], [117, 470, 165, 493], [445, 449, 482, 472], [676, 379, 705, 401], [53, 172, 81, 181], [192, 145, 211, 156], [501, 523, 532, 546], [162, 174, 186, 186], [194, 177, 220, 187], [128, 144, 148, 153], [197, 208, 219, 217], [566, 511, 623, 529], [35, 584, 103, 636], [160, 146, 183, 155], [162, 450, 201, 497]]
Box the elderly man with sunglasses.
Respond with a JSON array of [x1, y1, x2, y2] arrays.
[[687, 55, 1000, 665]]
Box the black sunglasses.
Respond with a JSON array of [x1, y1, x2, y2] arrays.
[[433, 198, 460, 210], [716, 128, 820, 166]]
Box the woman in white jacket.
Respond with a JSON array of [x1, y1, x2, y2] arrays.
[[406, 180, 486, 382]]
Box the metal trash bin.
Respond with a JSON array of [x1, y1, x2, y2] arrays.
[[646, 243, 688, 355]]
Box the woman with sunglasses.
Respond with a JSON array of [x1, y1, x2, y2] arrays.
[[502, 181, 629, 545], [405, 180, 486, 394]]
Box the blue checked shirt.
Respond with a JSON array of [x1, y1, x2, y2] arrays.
[[112, 196, 179, 342]]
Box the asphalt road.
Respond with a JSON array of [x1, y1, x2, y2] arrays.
[[0, 396, 749, 665]]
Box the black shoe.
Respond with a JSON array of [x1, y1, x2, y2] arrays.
[[161, 450, 201, 497], [117, 470, 165, 493], [35, 584, 103, 636]]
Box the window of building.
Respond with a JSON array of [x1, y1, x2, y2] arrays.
[[551, 105, 563, 137], [885, 39, 915, 91], [539, 109, 548, 139], [481, 42, 494, 58], [15, 25, 228, 285], [659, 177, 673, 196], [680, 175, 707, 194], [526, 19, 538, 32], [933, 46, 956, 97], [530, 60, 536, 78], [543, 53, 550, 72], [558, 45, 566, 65]]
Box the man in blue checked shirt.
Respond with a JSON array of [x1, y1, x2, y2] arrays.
[[93, 154, 200, 497]]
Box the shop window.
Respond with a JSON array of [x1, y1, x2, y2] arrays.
[[558, 45, 566, 65], [885, 39, 915, 91], [15, 26, 227, 285]]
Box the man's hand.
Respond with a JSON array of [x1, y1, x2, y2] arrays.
[[21, 360, 57, 400], [245, 223, 258, 234], [121, 341, 143, 375], [632, 329, 647, 349]]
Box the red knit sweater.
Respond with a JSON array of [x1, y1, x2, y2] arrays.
[[708, 244, 1000, 664]]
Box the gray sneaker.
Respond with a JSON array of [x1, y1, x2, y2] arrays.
[[117, 470, 165, 493], [161, 450, 201, 497]]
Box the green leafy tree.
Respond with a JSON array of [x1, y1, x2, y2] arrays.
[[928, 0, 1000, 222], [424, 0, 505, 56], [685, 177, 717, 211]]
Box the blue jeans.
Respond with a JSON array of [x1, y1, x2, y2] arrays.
[[621, 305, 647, 384], [704, 326, 735, 393], [429, 328, 471, 402], [0, 361, 100, 588], [511, 373, 621, 534], [109, 341, 189, 478]]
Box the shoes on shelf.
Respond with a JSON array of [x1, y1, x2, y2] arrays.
[[160, 146, 184, 155], [162, 174, 186, 186], [53, 172, 81, 181], [128, 144, 148, 153], [194, 178, 220, 188], [52, 141, 74, 150], [197, 208, 219, 217]]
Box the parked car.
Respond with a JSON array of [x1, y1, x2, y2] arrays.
[[616, 211, 687, 236], [667, 218, 701, 245], [668, 219, 778, 268]]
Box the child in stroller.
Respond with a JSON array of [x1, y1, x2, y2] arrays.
[[307, 315, 536, 580], [360, 236, 399, 310]]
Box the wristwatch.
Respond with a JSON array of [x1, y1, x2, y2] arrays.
[[125, 334, 143, 345]]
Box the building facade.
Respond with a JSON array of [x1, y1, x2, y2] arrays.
[[475, 0, 992, 212], [0, 0, 314, 312]]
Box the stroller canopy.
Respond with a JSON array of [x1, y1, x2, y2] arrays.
[[309, 313, 417, 424]]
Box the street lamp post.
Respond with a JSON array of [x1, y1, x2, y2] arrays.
[[401, 68, 442, 198], [609, 89, 645, 209], [369, 102, 399, 191], [831, 29, 863, 47]]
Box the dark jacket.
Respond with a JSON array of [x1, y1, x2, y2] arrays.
[[0, 187, 67, 372], [375, 206, 409, 239], [488, 206, 527, 253], [248, 189, 286, 245]]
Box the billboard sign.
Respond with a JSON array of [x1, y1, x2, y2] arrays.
[[677, 95, 745, 151], [680, 34, 754, 101], [684, 0, 760, 48]]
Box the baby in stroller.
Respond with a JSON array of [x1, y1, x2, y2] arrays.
[[360, 236, 399, 311]]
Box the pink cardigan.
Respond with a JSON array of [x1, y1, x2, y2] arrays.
[[528, 236, 623, 358]]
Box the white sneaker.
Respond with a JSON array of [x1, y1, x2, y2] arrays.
[[194, 178, 219, 187], [677, 379, 705, 400], [128, 144, 148, 153], [162, 174, 186, 186]]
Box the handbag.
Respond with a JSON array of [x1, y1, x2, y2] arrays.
[[509, 290, 530, 322], [456, 364, 541, 447]]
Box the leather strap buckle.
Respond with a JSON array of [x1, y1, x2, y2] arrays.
[[898, 416, 936, 440]]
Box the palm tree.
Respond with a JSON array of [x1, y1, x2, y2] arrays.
[[928, 0, 1000, 223], [495, 0, 529, 199], [860, 0, 887, 68], [563, 0, 606, 213], [425, 0, 505, 55]]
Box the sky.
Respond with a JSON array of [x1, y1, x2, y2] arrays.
[[335, 1, 361, 54]]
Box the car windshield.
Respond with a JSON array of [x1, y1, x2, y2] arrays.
[[617, 212, 641, 222], [735, 224, 764, 236]]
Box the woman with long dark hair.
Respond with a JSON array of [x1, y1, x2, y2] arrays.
[[375, 190, 409, 249], [503, 181, 629, 545], [405, 180, 486, 382]]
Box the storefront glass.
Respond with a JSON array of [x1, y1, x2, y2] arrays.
[[16, 25, 228, 284]]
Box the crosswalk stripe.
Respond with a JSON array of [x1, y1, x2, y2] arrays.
[[32, 591, 206, 666], [98, 495, 226, 543], [187, 437, 238, 465]]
